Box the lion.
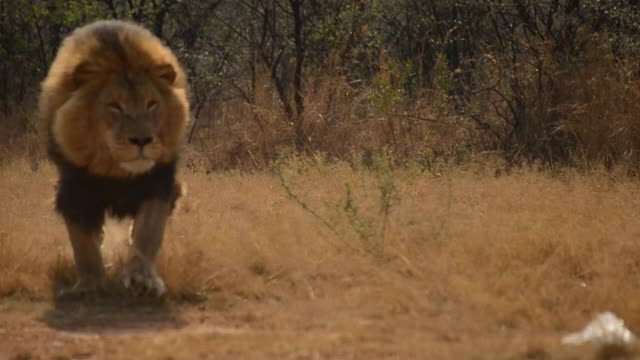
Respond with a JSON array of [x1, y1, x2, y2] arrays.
[[38, 20, 189, 297]]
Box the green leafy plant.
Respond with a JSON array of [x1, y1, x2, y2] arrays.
[[274, 152, 400, 257]]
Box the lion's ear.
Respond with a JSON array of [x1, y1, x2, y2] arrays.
[[152, 63, 176, 84], [72, 61, 98, 89]]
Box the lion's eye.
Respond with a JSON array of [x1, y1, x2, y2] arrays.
[[107, 102, 124, 114], [147, 100, 158, 111]]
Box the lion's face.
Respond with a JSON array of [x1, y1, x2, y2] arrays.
[[49, 66, 187, 177], [98, 71, 170, 174]]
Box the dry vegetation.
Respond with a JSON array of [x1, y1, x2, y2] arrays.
[[2, 153, 640, 358], [4, 2, 640, 358]]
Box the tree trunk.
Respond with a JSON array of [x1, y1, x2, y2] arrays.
[[291, 0, 306, 149]]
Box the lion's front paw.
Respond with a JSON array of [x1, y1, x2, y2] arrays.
[[121, 256, 166, 297]]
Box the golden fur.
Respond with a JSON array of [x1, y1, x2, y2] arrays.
[[39, 20, 189, 178], [38, 20, 190, 296]]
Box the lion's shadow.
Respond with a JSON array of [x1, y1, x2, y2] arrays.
[[39, 294, 186, 334], [40, 263, 187, 334]]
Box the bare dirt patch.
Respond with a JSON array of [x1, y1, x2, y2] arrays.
[[1, 159, 640, 359]]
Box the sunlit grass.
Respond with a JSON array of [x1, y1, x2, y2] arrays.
[[1, 155, 640, 346]]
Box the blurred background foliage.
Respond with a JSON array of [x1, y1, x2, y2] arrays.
[[2, 0, 640, 171]]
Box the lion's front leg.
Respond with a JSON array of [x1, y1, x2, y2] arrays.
[[122, 198, 171, 296], [60, 220, 105, 297]]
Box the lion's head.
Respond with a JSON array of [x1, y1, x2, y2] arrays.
[[39, 20, 189, 177]]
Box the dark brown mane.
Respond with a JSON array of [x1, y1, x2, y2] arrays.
[[50, 142, 180, 231]]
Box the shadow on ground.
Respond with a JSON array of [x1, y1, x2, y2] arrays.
[[38, 294, 186, 334], [39, 260, 187, 334]]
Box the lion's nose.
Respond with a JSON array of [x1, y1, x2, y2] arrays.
[[128, 136, 153, 148]]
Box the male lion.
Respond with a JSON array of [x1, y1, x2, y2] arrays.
[[39, 20, 189, 297]]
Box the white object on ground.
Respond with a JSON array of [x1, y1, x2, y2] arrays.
[[562, 311, 636, 346]]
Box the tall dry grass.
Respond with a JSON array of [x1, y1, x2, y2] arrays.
[[2, 155, 640, 339], [184, 52, 640, 174], [185, 67, 471, 172]]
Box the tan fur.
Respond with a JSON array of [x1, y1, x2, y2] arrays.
[[39, 20, 190, 297], [39, 20, 189, 178]]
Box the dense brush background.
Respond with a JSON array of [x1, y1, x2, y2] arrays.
[[2, 0, 640, 171]]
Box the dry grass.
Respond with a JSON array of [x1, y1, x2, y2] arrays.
[[559, 50, 640, 167], [2, 156, 640, 358], [185, 72, 470, 172]]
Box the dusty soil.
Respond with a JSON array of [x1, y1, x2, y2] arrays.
[[0, 295, 599, 360]]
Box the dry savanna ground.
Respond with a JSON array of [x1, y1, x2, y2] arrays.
[[1, 156, 640, 359]]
